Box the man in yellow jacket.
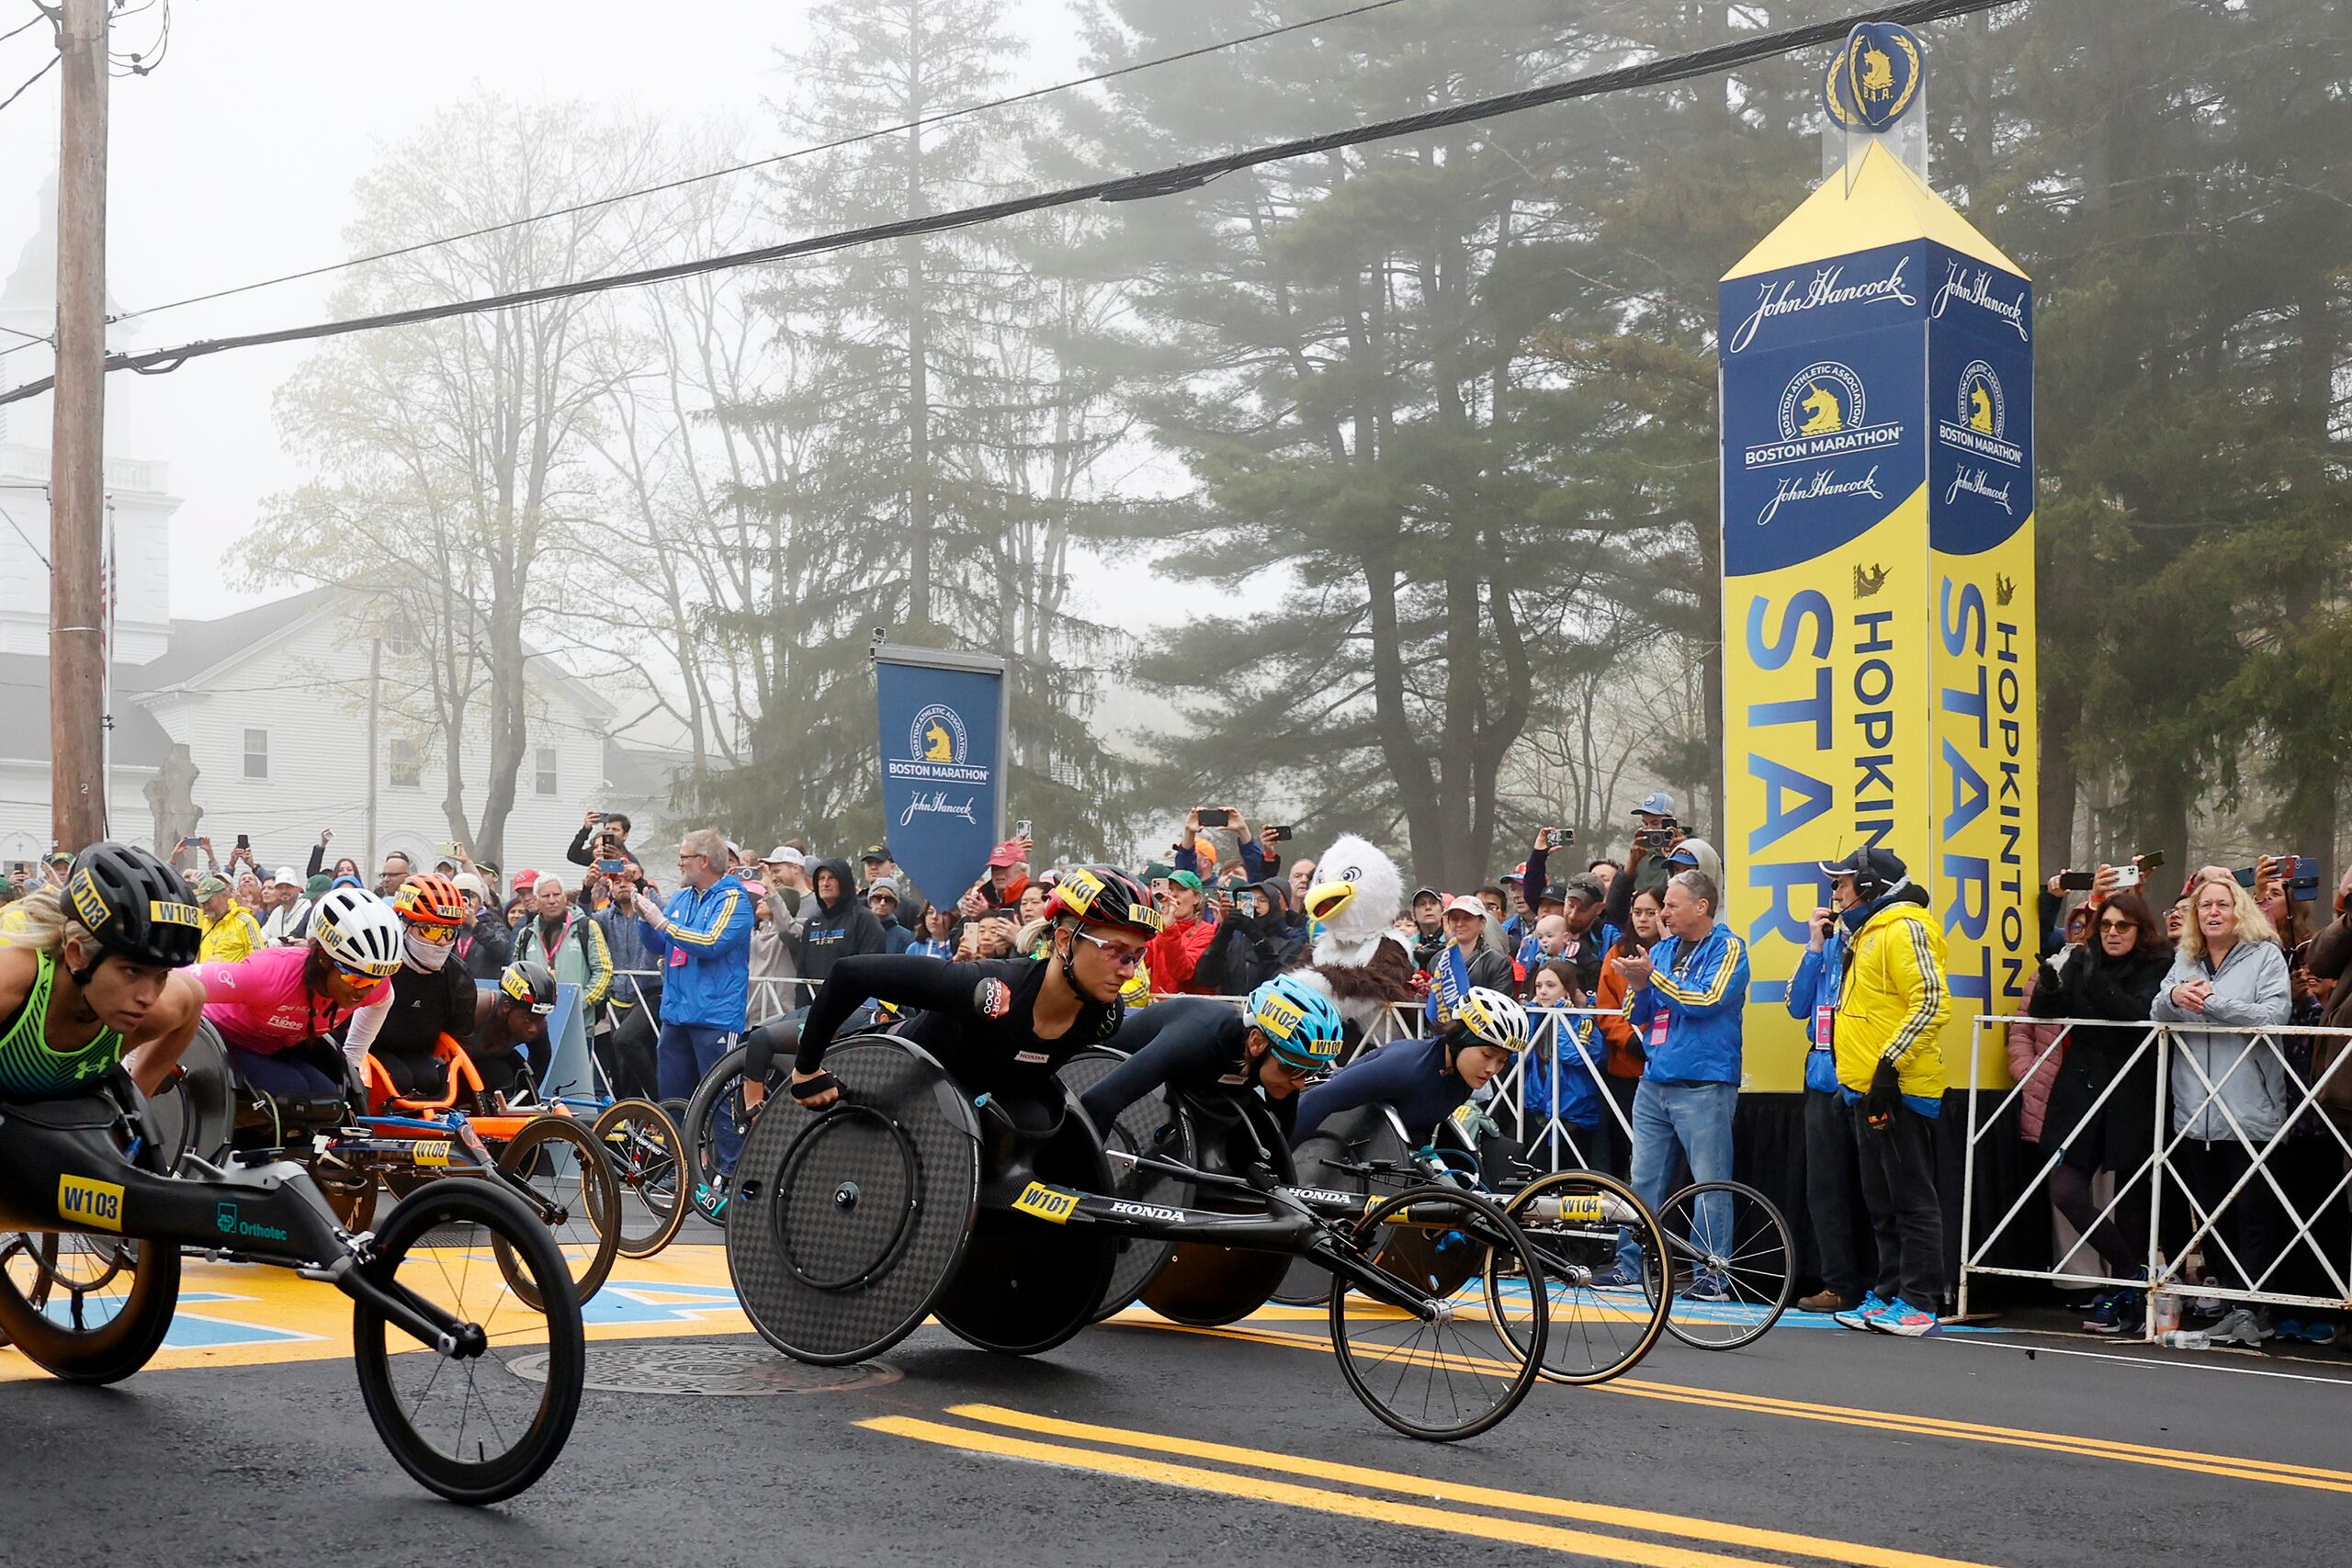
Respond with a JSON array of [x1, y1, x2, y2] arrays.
[[1821, 848, 1949, 1337]]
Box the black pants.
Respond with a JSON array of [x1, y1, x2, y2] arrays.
[[1804, 1088, 1871, 1299], [599, 999, 661, 1100], [1849, 1099, 1945, 1308], [377, 1048, 447, 1102], [2175, 1139, 2289, 1293]]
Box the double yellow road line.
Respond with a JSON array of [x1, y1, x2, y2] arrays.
[[863, 1403, 1998, 1568], [1114, 1316, 2352, 1496]]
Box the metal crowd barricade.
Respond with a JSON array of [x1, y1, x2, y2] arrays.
[[1958, 1012, 2352, 1337], [604, 971, 1633, 1179]]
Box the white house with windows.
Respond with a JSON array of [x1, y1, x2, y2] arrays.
[[0, 584, 686, 876]]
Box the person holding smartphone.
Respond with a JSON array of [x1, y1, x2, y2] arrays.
[[1786, 896, 1870, 1314]]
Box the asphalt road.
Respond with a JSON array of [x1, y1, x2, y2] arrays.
[[3, 1255, 2346, 1568]]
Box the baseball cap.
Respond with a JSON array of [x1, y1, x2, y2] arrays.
[[304, 873, 332, 897], [43, 850, 72, 867], [195, 874, 230, 898], [270, 864, 300, 886], [762, 845, 805, 868], [1412, 886, 1442, 903], [987, 840, 1026, 868], [1167, 870, 1204, 893], [1140, 861, 1174, 883], [868, 876, 902, 901], [1499, 863, 1525, 885], [329, 874, 362, 891], [861, 843, 890, 863], [1633, 791, 1676, 817], [1540, 881, 1572, 907], [1820, 847, 1907, 883], [1561, 874, 1605, 906], [1443, 894, 1487, 919], [513, 869, 541, 891]]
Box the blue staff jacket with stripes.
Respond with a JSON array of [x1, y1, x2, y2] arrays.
[[639, 872, 755, 1030], [1625, 920, 1749, 1086]]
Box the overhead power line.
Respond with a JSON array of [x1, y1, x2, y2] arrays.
[[106, 0, 1421, 329], [0, 0, 2002, 412]]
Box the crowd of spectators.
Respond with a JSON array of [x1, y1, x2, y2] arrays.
[[12, 793, 2351, 1343]]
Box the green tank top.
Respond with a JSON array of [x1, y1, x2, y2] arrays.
[[0, 949, 127, 1099]]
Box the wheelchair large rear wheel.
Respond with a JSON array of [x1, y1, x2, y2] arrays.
[[493, 1116, 620, 1310], [0, 1230, 179, 1384], [1493, 1169, 1668, 1384], [593, 1098, 687, 1258]]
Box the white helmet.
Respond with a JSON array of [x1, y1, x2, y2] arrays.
[[311, 886, 403, 978], [1453, 987, 1529, 1055]]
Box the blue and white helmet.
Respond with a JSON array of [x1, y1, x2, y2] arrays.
[[1246, 975, 1346, 1074]]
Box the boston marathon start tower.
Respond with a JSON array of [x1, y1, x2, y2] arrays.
[[1717, 26, 2037, 1093]]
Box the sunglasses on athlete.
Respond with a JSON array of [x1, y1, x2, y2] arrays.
[[1069, 929, 1148, 970]]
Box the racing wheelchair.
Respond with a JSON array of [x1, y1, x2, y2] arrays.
[[724, 1035, 1555, 1441], [151, 1025, 622, 1308], [0, 1061, 585, 1504], [1281, 1101, 1797, 1355]]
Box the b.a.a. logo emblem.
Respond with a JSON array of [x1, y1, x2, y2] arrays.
[[1781, 362, 1865, 442], [910, 704, 967, 765], [1843, 23, 1923, 131], [1935, 361, 2023, 468]]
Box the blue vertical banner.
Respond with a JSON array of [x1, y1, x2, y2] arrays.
[[874, 644, 1009, 911]]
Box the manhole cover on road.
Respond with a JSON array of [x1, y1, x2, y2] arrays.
[[506, 1345, 901, 1397]]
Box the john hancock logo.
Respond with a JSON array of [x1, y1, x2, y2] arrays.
[[888, 701, 984, 829], [1746, 361, 1902, 527]]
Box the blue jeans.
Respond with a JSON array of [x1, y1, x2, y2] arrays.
[[656, 1021, 742, 1175], [1617, 1078, 1737, 1276]]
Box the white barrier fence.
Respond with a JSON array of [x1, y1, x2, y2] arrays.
[[607, 970, 1636, 1177], [1959, 1013, 2352, 1337]]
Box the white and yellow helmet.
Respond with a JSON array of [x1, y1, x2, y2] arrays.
[[1452, 987, 1529, 1055]]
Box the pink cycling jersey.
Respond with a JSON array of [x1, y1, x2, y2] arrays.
[[198, 947, 390, 1065]]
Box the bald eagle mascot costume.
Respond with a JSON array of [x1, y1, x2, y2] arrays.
[[1285, 833, 1418, 1036]]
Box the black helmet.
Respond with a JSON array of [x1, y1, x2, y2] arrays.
[[498, 958, 557, 1014], [63, 841, 202, 974], [1048, 865, 1164, 940]]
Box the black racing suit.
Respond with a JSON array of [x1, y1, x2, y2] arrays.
[[782, 953, 1122, 1095], [1079, 997, 1298, 1141], [342, 958, 477, 1100]]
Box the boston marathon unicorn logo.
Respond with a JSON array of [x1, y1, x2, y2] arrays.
[[910, 704, 967, 765], [1842, 22, 1922, 131], [1798, 381, 1845, 435]]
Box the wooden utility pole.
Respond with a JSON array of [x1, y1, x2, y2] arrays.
[[48, 0, 110, 851], [365, 637, 381, 872]]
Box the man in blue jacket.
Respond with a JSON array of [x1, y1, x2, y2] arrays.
[[1602, 868, 1749, 1288], [1787, 897, 1871, 1313], [617, 826, 755, 1130]]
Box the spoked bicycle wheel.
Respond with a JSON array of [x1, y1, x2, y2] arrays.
[[0, 1230, 179, 1383], [1641, 1179, 1794, 1350], [592, 1098, 686, 1258], [352, 1179, 586, 1504], [682, 1045, 777, 1224], [1328, 1186, 1546, 1441], [1493, 1169, 1669, 1384], [493, 1116, 620, 1310]]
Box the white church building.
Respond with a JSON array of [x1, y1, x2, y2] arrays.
[[0, 183, 685, 876]]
